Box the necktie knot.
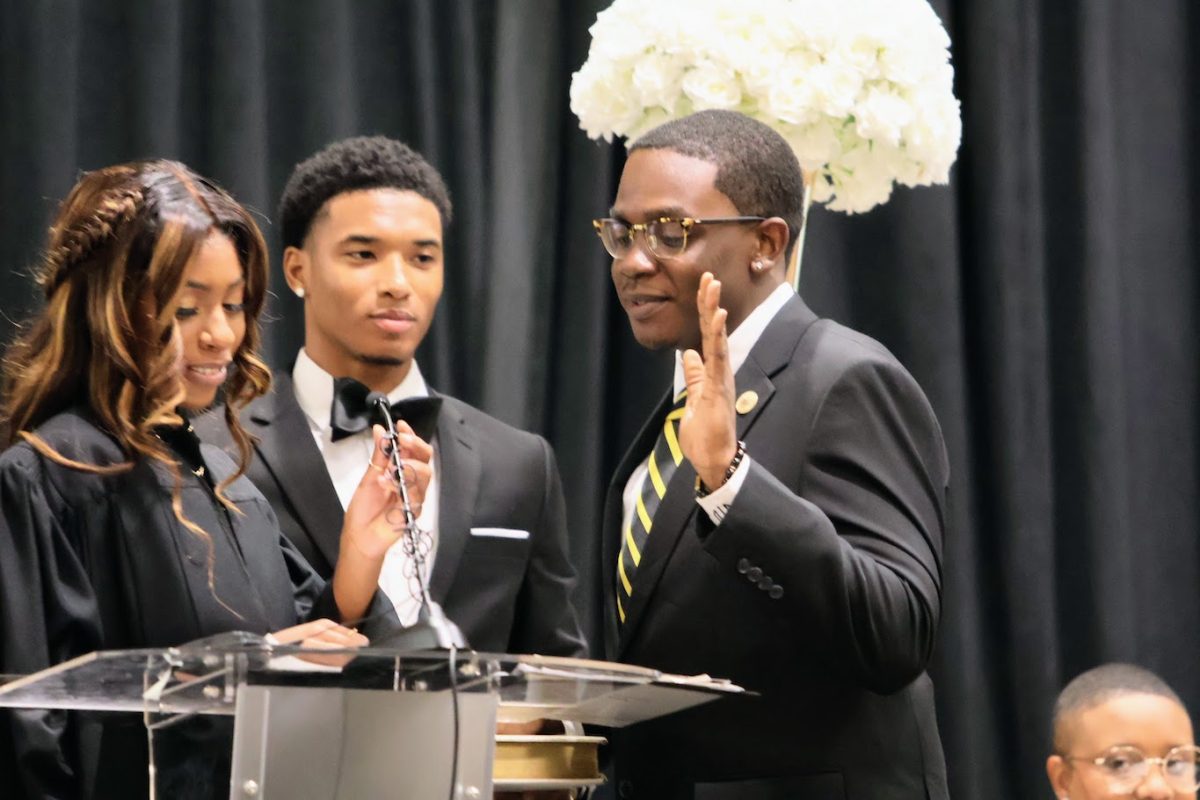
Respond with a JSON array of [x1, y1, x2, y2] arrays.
[[330, 377, 442, 442]]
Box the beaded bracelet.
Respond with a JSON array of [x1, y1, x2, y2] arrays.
[[695, 440, 747, 498]]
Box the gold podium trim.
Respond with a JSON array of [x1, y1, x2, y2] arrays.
[[493, 734, 606, 782]]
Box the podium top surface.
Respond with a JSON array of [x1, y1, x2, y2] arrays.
[[0, 633, 744, 728]]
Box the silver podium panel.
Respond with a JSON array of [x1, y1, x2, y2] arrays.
[[230, 686, 497, 799]]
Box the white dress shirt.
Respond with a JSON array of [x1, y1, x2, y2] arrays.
[[293, 349, 440, 625], [621, 282, 794, 532]]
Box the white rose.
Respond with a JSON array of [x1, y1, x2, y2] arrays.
[[586, 1, 655, 65], [854, 88, 914, 148], [680, 61, 743, 110], [662, 9, 726, 64], [827, 172, 894, 214], [834, 37, 885, 82], [760, 52, 821, 125], [901, 92, 961, 183], [825, 143, 896, 213], [781, 122, 842, 171], [806, 61, 863, 120], [632, 53, 685, 112], [569, 63, 643, 142], [879, 43, 930, 87], [739, 48, 786, 99]]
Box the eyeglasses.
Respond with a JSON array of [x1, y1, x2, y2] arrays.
[[592, 216, 765, 259], [1063, 744, 1200, 793]]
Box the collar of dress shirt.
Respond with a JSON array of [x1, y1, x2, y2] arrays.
[[673, 282, 794, 397], [292, 348, 431, 434]]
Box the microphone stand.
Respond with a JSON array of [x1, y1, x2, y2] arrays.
[[369, 394, 467, 651]]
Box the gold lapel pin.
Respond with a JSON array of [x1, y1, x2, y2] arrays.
[[735, 390, 759, 415]]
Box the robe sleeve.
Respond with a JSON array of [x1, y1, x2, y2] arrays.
[[278, 529, 399, 640], [0, 448, 104, 799]]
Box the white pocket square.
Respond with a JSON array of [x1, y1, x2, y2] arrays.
[[469, 527, 530, 540]]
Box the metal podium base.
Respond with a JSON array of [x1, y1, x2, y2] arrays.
[[229, 685, 497, 799]]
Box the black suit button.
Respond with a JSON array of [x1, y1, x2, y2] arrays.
[[618, 779, 634, 798], [747, 566, 763, 582], [757, 577, 773, 591], [769, 584, 784, 599], [737, 557, 750, 574]]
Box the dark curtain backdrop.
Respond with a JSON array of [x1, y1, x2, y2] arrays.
[[2, 2, 1197, 798]]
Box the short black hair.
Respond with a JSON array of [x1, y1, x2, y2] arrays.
[[629, 110, 805, 257], [278, 135, 453, 250], [1052, 663, 1187, 752]]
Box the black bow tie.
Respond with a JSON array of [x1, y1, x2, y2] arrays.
[[330, 377, 442, 442]]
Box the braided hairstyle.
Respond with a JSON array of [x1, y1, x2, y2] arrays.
[[2, 160, 273, 612]]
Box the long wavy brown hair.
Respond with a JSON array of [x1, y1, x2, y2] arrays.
[[1, 160, 272, 605]]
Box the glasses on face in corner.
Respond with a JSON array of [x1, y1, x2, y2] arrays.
[[1063, 744, 1200, 793], [592, 216, 766, 259]]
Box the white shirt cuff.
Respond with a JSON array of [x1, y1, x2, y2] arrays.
[[696, 455, 751, 525]]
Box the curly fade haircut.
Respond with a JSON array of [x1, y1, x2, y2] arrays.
[[629, 110, 806, 258], [278, 135, 453, 250]]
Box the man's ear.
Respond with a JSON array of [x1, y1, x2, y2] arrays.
[[283, 246, 308, 298], [753, 217, 791, 273], [1045, 754, 1070, 799]]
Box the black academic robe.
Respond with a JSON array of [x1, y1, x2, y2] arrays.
[[0, 409, 357, 799]]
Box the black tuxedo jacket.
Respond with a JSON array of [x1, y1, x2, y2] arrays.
[[601, 296, 950, 800], [196, 374, 586, 657]]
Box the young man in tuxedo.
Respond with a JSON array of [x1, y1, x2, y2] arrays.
[[200, 136, 584, 658], [594, 110, 950, 799]]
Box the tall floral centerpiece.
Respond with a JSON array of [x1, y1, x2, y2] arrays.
[[570, 0, 962, 289]]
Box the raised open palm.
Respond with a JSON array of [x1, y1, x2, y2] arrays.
[[678, 272, 739, 490]]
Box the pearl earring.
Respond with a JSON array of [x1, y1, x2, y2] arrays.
[[753, 259, 765, 272], [293, 287, 306, 299]]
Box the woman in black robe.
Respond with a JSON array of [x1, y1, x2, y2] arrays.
[[0, 161, 431, 798]]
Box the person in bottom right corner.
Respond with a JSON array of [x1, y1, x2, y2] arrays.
[[1046, 663, 1198, 800]]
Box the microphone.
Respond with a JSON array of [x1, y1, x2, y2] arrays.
[[367, 393, 467, 650]]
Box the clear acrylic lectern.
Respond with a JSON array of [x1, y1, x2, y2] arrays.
[[0, 632, 743, 798]]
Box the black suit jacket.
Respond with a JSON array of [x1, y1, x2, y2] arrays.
[[196, 374, 586, 657], [602, 296, 950, 800]]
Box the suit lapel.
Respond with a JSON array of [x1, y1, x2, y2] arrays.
[[727, 296, 820, 444], [246, 374, 345, 569], [602, 389, 673, 659], [616, 455, 697, 656], [428, 396, 481, 604], [612, 294, 820, 657]]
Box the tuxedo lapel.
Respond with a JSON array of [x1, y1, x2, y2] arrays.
[[245, 374, 345, 569], [428, 396, 481, 604]]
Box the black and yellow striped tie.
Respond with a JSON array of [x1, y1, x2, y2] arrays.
[[617, 390, 687, 624]]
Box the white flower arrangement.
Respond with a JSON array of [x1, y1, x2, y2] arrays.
[[569, 0, 962, 214]]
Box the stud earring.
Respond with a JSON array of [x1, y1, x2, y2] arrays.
[[752, 259, 766, 272], [293, 287, 306, 299]]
